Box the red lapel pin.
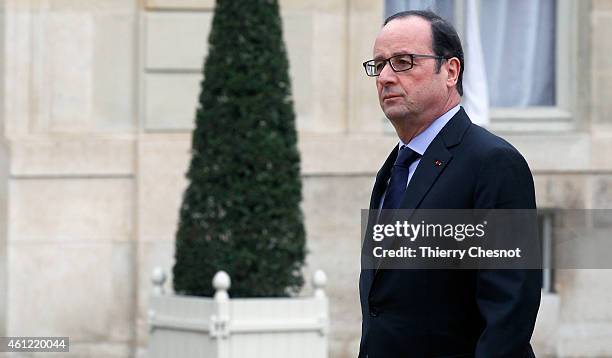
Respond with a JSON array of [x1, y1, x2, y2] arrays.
[[434, 159, 443, 167]]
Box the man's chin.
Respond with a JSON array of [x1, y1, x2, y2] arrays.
[[383, 108, 409, 122]]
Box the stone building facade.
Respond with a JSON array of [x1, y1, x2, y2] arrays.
[[0, 0, 611, 357]]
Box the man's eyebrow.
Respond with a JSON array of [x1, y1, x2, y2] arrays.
[[391, 51, 412, 57], [373, 51, 412, 60]]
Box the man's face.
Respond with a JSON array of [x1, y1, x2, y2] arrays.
[[373, 16, 449, 124]]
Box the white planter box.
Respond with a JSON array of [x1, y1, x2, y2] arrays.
[[147, 269, 329, 358]]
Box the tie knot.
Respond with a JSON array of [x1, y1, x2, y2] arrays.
[[394, 146, 419, 168]]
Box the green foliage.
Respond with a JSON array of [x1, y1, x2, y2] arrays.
[[172, 0, 306, 298]]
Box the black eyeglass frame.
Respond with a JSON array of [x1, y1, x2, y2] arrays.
[[362, 53, 448, 77]]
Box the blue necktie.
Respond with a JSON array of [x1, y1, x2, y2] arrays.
[[382, 146, 420, 209]]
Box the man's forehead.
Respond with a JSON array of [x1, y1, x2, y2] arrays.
[[373, 16, 432, 56]]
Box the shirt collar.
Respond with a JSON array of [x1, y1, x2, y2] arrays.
[[398, 104, 461, 155]]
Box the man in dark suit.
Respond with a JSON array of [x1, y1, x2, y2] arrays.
[[358, 10, 541, 358]]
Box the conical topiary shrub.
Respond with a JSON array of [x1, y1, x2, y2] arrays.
[[172, 0, 306, 298]]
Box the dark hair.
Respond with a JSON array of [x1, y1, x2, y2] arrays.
[[384, 10, 464, 96]]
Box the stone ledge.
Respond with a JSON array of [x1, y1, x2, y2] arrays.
[[7, 136, 135, 177], [145, 0, 214, 10], [299, 133, 397, 175], [300, 131, 610, 175], [5, 131, 605, 179]]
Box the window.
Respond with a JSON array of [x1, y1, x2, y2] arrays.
[[384, 0, 577, 131], [479, 0, 556, 107]]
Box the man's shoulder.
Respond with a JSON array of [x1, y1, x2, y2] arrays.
[[440, 108, 523, 161], [461, 122, 526, 162]]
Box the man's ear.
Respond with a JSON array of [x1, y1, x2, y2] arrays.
[[446, 57, 460, 88]]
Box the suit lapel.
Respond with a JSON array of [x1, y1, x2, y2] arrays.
[[400, 137, 452, 210], [399, 108, 471, 209]]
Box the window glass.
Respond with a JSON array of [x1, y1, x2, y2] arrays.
[[480, 0, 556, 107]]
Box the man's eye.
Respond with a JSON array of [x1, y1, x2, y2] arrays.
[[375, 62, 386, 72], [394, 57, 412, 66]]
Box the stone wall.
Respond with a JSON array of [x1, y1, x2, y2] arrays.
[[1, 0, 138, 356], [0, 0, 611, 357]]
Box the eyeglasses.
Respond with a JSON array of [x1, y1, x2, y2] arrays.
[[363, 53, 447, 77]]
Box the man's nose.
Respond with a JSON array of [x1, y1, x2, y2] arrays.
[[377, 62, 397, 85]]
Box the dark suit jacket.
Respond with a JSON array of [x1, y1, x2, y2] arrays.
[[358, 108, 541, 358]]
